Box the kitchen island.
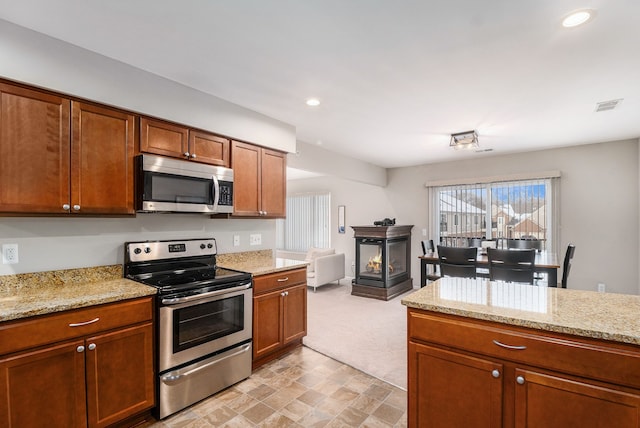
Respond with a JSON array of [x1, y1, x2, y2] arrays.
[[401, 278, 640, 428]]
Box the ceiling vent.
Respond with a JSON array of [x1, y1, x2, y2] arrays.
[[595, 99, 623, 112]]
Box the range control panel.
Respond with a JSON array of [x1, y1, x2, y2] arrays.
[[126, 238, 217, 263]]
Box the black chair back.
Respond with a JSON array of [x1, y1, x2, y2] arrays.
[[467, 237, 483, 248], [437, 245, 477, 279], [421, 239, 435, 255], [487, 248, 536, 284], [561, 244, 576, 288], [507, 239, 543, 252]]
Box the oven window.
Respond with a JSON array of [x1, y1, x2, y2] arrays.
[[146, 172, 213, 204], [172, 295, 244, 353]]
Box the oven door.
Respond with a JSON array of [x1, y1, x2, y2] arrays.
[[158, 281, 252, 372]]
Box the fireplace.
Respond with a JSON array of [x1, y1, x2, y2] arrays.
[[351, 225, 413, 300]]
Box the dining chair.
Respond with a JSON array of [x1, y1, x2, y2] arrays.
[[421, 239, 440, 281], [487, 248, 536, 284], [507, 238, 543, 252], [560, 244, 576, 288], [437, 245, 477, 279]]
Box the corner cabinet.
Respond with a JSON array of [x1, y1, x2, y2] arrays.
[[140, 117, 230, 167], [0, 297, 155, 428], [0, 82, 135, 215], [231, 141, 286, 218], [407, 309, 640, 428], [252, 267, 307, 369]]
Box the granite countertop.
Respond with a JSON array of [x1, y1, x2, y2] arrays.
[[401, 277, 640, 346], [217, 250, 309, 276], [0, 265, 156, 322]]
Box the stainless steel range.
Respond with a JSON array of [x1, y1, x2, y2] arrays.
[[124, 238, 252, 419]]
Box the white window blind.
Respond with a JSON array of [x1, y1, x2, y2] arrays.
[[276, 192, 331, 252]]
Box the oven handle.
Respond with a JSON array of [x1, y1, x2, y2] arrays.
[[160, 343, 252, 385], [161, 282, 251, 305]]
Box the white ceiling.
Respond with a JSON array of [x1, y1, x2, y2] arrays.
[[1, 0, 639, 168]]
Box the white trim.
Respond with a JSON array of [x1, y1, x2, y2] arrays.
[[425, 170, 561, 188]]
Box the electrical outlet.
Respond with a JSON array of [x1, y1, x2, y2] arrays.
[[597, 282, 606, 293], [249, 234, 262, 246], [2, 244, 19, 264], [422, 228, 427, 236], [233, 235, 240, 247]]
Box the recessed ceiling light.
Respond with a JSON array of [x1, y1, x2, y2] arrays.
[[306, 98, 320, 107], [562, 9, 595, 28]]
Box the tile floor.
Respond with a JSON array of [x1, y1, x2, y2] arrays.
[[142, 346, 407, 427]]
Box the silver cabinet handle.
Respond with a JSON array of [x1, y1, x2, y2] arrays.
[[69, 317, 100, 327], [191, 153, 197, 159], [492, 369, 500, 378], [184, 152, 190, 157], [516, 376, 525, 385], [88, 343, 96, 351], [493, 340, 527, 350], [281, 292, 286, 296], [161, 282, 251, 305], [277, 277, 289, 282], [285, 291, 289, 296], [62, 204, 70, 210], [73, 204, 80, 211], [77, 345, 85, 353]]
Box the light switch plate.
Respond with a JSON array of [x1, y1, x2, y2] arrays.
[[233, 235, 240, 247]]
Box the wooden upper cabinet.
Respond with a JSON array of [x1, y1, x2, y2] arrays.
[[0, 81, 135, 215], [189, 130, 230, 166], [261, 148, 286, 217], [231, 141, 286, 218], [140, 117, 230, 167], [231, 141, 261, 216], [0, 82, 71, 214], [139, 117, 188, 159], [71, 102, 135, 215]]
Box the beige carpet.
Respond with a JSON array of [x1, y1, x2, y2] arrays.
[[303, 280, 414, 390]]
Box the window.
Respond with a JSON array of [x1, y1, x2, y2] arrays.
[[276, 192, 331, 252], [429, 176, 558, 252]]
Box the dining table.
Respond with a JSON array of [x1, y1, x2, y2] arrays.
[[419, 250, 561, 287]]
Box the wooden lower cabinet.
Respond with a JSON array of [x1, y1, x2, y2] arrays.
[[0, 298, 155, 428], [407, 308, 640, 428], [252, 268, 307, 368]]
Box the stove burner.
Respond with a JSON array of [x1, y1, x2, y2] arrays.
[[157, 276, 198, 287]]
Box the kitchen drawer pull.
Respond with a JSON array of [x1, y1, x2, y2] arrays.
[[516, 376, 525, 385], [76, 345, 85, 353], [88, 343, 96, 351], [68, 317, 100, 327], [493, 339, 527, 350], [277, 277, 289, 282], [491, 369, 500, 378]]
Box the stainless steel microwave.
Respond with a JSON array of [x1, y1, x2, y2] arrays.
[[136, 154, 234, 214]]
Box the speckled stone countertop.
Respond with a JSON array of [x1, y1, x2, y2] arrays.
[[401, 278, 640, 346], [0, 265, 156, 322], [217, 250, 309, 276]]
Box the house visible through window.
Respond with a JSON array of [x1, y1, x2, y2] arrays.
[[276, 192, 331, 252], [433, 178, 556, 251]]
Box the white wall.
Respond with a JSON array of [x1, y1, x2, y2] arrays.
[[289, 139, 640, 295], [287, 177, 395, 279], [0, 19, 295, 152], [0, 216, 275, 276]]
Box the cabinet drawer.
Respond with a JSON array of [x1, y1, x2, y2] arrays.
[[0, 297, 153, 356], [253, 268, 306, 295], [408, 309, 640, 389]]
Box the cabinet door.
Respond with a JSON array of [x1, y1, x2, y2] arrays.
[[253, 289, 284, 359], [0, 340, 87, 428], [283, 284, 307, 344], [140, 117, 189, 159], [189, 130, 230, 166], [0, 82, 71, 213], [71, 102, 135, 215], [408, 342, 503, 428], [514, 368, 640, 428], [231, 141, 261, 216], [261, 148, 286, 218], [85, 322, 154, 428]]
